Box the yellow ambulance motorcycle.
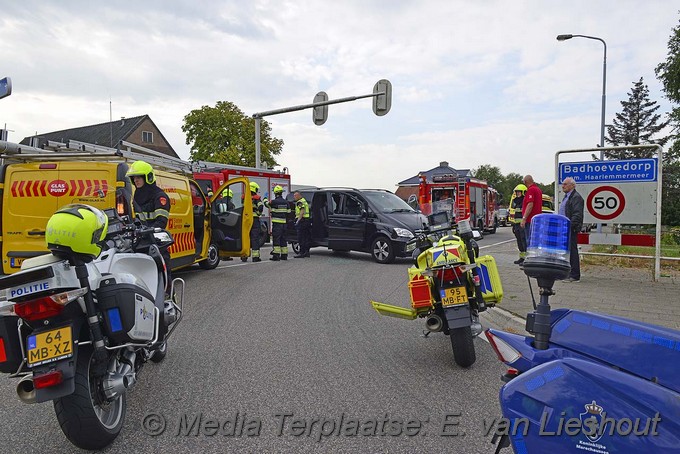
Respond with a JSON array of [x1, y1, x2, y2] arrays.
[[371, 212, 503, 368]]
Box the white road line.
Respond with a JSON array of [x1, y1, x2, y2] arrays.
[[479, 239, 515, 249], [217, 261, 275, 269]]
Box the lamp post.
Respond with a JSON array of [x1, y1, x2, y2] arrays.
[[556, 34, 607, 160]]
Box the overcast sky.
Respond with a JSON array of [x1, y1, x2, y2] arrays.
[[1, 1, 678, 189]]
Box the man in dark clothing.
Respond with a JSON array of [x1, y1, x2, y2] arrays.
[[293, 191, 311, 258], [268, 185, 290, 261], [509, 184, 527, 265], [560, 177, 584, 282], [243, 181, 264, 262], [126, 160, 172, 275]]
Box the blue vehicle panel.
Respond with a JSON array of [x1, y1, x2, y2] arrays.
[[500, 358, 680, 453]]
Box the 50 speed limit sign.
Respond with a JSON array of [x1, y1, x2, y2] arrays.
[[585, 186, 626, 220]]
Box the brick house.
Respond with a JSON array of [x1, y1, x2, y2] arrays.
[[20, 114, 179, 159]]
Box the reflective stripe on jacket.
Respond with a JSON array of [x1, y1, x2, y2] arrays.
[[270, 196, 290, 223]]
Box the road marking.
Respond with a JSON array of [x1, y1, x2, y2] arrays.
[[479, 239, 515, 249], [217, 261, 274, 269]]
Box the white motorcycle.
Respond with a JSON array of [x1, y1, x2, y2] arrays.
[[0, 205, 184, 450]]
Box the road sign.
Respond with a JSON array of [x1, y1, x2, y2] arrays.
[[0, 77, 12, 100], [585, 185, 625, 221], [576, 182, 656, 224], [559, 158, 657, 183]]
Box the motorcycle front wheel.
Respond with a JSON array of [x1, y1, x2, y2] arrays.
[[54, 345, 126, 450], [450, 326, 476, 368]]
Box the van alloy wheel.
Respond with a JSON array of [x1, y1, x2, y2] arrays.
[[371, 236, 395, 264]]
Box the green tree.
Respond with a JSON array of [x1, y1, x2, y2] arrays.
[[182, 101, 284, 167], [604, 77, 670, 159], [655, 13, 680, 225]]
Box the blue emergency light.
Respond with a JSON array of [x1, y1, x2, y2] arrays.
[[523, 214, 571, 282]]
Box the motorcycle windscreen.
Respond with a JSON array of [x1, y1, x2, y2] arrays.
[[498, 357, 680, 453], [210, 178, 252, 257]]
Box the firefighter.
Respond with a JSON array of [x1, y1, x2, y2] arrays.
[[293, 191, 311, 258], [509, 183, 527, 265], [268, 185, 290, 261], [242, 181, 264, 262], [125, 160, 173, 283]]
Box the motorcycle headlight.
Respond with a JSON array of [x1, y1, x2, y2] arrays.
[[394, 228, 414, 238]]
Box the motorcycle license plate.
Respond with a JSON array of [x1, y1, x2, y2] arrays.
[[27, 326, 73, 367], [440, 286, 468, 307]]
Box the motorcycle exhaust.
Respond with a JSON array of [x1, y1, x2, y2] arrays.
[[16, 376, 36, 404], [425, 314, 443, 332]]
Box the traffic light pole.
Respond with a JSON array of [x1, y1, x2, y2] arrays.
[[252, 79, 391, 169]]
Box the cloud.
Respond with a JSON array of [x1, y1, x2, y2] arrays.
[[1, 0, 678, 195]]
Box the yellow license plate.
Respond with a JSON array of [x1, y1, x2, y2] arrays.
[[10, 258, 25, 268], [27, 326, 73, 367], [440, 286, 468, 307]]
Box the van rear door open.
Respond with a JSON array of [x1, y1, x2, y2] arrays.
[[2, 162, 117, 274]]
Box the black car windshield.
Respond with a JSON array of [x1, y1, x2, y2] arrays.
[[363, 191, 415, 213]]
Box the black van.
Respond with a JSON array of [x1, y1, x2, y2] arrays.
[[286, 188, 428, 263]]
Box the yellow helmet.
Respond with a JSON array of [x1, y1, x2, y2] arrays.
[[514, 184, 527, 193], [46, 204, 108, 259], [222, 188, 233, 198], [273, 185, 283, 194], [126, 161, 155, 184], [249, 181, 259, 193]]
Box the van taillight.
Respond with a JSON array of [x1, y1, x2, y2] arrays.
[[39, 164, 57, 169]]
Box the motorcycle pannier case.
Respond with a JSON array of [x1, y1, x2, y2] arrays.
[[0, 315, 24, 373], [96, 278, 157, 344], [407, 268, 434, 312], [475, 255, 503, 305]]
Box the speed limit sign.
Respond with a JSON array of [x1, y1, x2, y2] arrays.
[[586, 186, 626, 220]]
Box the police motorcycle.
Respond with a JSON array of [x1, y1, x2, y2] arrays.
[[371, 211, 503, 368], [0, 204, 184, 450], [485, 214, 680, 453]]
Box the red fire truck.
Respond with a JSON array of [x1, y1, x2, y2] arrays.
[[414, 173, 499, 233], [193, 162, 291, 242]]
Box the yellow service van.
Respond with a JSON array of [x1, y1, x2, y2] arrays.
[[0, 142, 252, 274]]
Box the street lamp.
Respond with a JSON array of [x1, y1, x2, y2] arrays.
[[556, 34, 607, 160]]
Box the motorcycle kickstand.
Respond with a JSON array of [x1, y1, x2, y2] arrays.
[[421, 330, 431, 338]]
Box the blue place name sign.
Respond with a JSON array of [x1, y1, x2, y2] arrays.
[[559, 158, 657, 183]]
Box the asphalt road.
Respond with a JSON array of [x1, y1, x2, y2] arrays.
[[0, 227, 518, 453]]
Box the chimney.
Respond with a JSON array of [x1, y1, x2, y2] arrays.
[[440, 161, 448, 167]]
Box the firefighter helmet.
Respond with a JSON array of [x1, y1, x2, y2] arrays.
[[249, 182, 260, 193], [126, 161, 156, 184], [46, 204, 108, 259], [222, 188, 233, 198], [273, 185, 283, 194], [514, 184, 527, 194]]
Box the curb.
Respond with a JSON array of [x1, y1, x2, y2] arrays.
[[480, 306, 527, 334]]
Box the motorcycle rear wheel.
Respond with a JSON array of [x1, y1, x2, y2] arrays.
[[450, 326, 476, 368], [54, 346, 126, 450]]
